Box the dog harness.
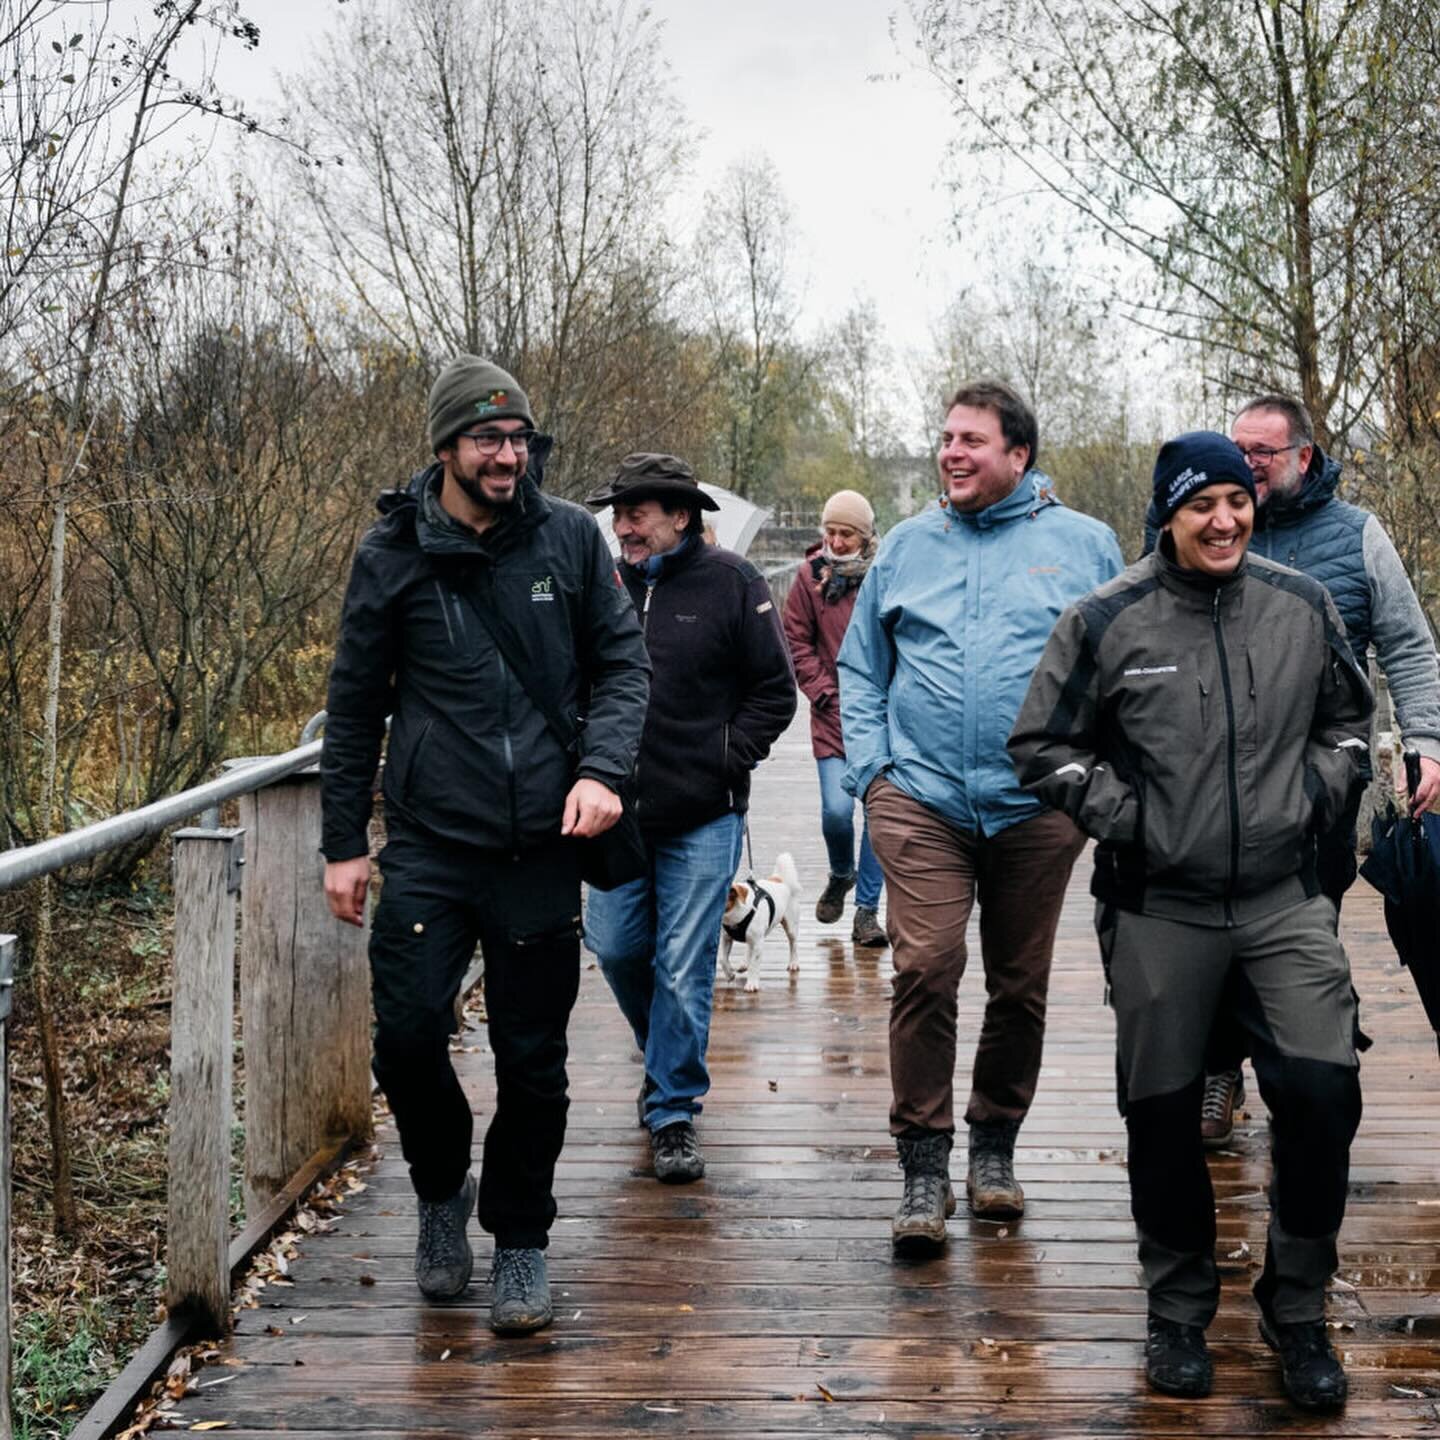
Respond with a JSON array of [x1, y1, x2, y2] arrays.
[[723, 877, 776, 943]]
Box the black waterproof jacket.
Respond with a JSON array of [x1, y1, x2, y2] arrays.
[[620, 536, 796, 835], [321, 466, 651, 859]]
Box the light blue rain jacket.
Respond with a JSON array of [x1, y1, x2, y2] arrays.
[[838, 473, 1124, 835]]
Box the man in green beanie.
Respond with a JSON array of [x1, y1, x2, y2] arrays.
[[320, 356, 651, 1335]]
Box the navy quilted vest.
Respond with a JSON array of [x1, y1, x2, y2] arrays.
[[1249, 450, 1371, 662]]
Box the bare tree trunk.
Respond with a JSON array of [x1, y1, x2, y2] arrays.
[[29, 3, 197, 1239], [29, 483, 78, 1235]]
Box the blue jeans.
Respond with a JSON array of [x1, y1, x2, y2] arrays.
[[817, 756, 883, 909], [585, 811, 744, 1132]]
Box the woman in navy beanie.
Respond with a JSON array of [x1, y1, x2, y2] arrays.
[[1011, 430, 1371, 1412]]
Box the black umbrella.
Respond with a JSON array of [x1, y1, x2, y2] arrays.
[[1359, 753, 1440, 1055]]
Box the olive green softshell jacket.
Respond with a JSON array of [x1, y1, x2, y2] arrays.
[[1009, 545, 1374, 927]]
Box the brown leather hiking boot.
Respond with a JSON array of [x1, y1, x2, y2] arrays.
[[1200, 1068, 1245, 1148], [966, 1120, 1024, 1219], [815, 872, 856, 924]]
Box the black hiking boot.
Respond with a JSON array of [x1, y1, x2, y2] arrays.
[[1145, 1314, 1213, 1397], [414, 1173, 476, 1300], [966, 1119, 1024, 1219], [892, 1131, 955, 1253], [1258, 1308, 1348, 1411], [815, 872, 855, 924], [652, 1120, 705, 1183], [489, 1246, 553, 1334]]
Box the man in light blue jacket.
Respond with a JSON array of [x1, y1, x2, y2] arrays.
[[839, 379, 1123, 1251]]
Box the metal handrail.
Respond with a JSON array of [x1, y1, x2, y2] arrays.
[[0, 732, 324, 896]]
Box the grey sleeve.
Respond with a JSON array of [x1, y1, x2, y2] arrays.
[[1364, 515, 1440, 763]]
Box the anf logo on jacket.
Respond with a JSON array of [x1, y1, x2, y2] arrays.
[[531, 575, 555, 602]]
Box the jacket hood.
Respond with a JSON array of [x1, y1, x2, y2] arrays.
[[1256, 445, 1341, 528], [948, 470, 1062, 531]]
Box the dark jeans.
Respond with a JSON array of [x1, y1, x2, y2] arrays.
[[369, 827, 583, 1249], [866, 778, 1085, 1133]]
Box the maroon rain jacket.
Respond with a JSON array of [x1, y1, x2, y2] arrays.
[[782, 542, 865, 760]]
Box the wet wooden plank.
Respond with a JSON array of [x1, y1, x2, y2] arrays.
[[198, 714, 1440, 1436]]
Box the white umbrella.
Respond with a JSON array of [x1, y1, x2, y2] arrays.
[[592, 482, 771, 559]]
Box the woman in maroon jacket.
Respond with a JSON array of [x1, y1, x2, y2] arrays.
[[782, 490, 887, 946]]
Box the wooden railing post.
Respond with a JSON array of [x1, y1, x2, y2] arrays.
[[237, 770, 371, 1220], [1, 934, 15, 1440], [167, 829, 243, 1337]]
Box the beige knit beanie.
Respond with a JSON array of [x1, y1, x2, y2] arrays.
[[821, 489, 875, 536]]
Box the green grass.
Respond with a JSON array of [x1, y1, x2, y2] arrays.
[[11, 1303, 123, 1440]]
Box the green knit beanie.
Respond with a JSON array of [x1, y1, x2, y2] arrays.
[[427, 355, 534, 453]]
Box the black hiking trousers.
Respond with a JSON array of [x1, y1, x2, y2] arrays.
[[369, 824, 583, 1249], [1100, 892, 1361, 1328]]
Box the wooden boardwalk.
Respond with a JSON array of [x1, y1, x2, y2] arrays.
[[181, 714, 1440, 1437]]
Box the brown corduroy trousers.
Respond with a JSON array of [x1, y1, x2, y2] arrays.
[[866, 777, 1084, 1135]]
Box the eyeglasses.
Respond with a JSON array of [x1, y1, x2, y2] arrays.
[[457, 428, 534, 456], [1236, 443, 1298, 465]]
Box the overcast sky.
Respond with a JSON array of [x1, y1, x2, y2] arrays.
[[201, 0, 975, 368]]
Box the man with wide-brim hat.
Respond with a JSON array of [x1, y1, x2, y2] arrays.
[[583, 452, 795, 1184]]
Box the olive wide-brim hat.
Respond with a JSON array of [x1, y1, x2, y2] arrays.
[[583, 452, 720, 512]]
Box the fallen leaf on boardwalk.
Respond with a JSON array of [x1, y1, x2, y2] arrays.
[[1390, 1384, 1425, 1397], [768, 1079, 778, 1091], [677, 1304, 694, 1312], [1227, 1242, 1251, 1260], [163, 1355, 193, 1400], [359, 1274, 376, 1287], [190, 1423, 231, 1431], [642, 1404, 682, 1414], [815, 1384, 835, 1402], [439, 1349, 452, 1361], [290, 1316, 306, 1325], [996, 1228, 1008, 1238], [264, 1326, 284, 1337]]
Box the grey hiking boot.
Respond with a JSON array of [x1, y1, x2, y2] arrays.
[[851, 906, 888, 947], [652, 1120, 705, 1183], [489, 1246, 553, 1334], [815, 872, 855, 924], [892, 1131, 955, 1253], [967, 1119, 1024, 1219], [414, 1173, 476, 1300]]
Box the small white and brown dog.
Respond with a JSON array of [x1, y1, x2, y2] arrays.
[[718, 852, 801, 992]]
